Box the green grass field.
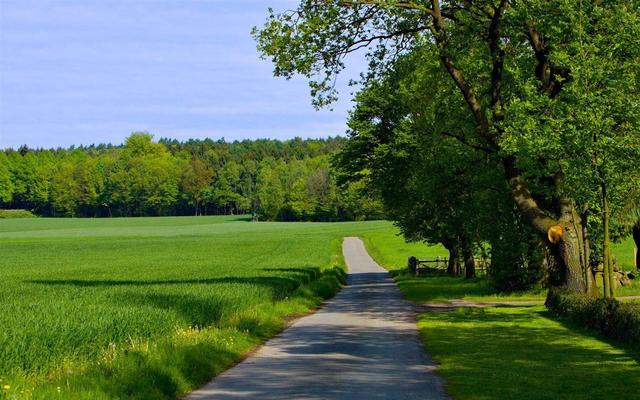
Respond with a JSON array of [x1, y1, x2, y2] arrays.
[[0, 216, 396, 399], [1, 216, 638, 399]]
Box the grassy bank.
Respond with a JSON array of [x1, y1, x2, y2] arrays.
[[0, 216, 392, 399]]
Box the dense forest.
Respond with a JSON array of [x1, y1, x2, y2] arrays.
[[0, 133, 382, 221]]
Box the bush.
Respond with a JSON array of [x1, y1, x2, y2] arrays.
[[488, 212, 545, 292], [0, 209, 36, 218], [546, 289, 640, 345]]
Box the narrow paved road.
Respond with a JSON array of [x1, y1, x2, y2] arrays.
[[186, 237, 446, 400]]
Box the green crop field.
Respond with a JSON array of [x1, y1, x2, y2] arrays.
[[0, 216, 402, 399]]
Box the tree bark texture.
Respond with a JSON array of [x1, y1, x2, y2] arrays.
[[503, 157, 591, 294], [462, 242, 476, 279], [443, 240, 460, 276]]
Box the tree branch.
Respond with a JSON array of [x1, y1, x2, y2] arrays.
[[526, 27, 571, 98], [335, 25, 430, 57], [429, 0, 495, 146], [488, 0, 507, 118], [440, 131, 492, 153], [336, 0, 460, 20], [503, 156, 559, 239], [337, 0, 435, 15]]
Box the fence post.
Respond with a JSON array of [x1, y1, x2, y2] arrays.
[[408, 256, 417, 274]]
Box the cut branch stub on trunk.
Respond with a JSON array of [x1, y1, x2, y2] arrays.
[[548, 225, 564, 244]]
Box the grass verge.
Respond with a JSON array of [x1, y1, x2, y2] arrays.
[[35, 260, 346, 400]]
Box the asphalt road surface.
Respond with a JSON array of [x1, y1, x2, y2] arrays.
[[186, 237, 446, 400]]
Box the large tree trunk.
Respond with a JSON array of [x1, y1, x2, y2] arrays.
[[462, 241, 476, 279], [443, 239, 460, 276], [557, 197, 595, 294], [449, 248, 461, 276], [503, 157, 593, 294], [633, 223, 640, 270], [555, 218, 589, 293]]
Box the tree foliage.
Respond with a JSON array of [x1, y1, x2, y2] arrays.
[[0, 133, 383, 221], [255, 0, 640, 293]]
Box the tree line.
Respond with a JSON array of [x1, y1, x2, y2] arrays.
[[255, 0, 640, 293], [0, 133, 383, 221]]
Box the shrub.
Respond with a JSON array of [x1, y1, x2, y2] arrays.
[[546, 289, 640, 345], [0, 209, 36, 218], [488, 217, 545, 292]]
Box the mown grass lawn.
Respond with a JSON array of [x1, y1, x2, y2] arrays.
[[419, 306, 640, 400], [0, 216, 395, 399], [360, 229, 446, 273]]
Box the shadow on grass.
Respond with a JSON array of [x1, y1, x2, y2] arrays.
[[394, 271, 495, 302], [28, 274, 320, 326], [27, 276, 299, 288], [546, 308, 640, 355], [51, 332, 249, 400], [27, 266, 329, 293], [27, 264, 348, 399], [421, 307, 640, 400], [119, 292, 233, 327], [262, 266, 322, 284]]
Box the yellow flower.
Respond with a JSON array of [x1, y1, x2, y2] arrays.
[[2, 384, 9, 390]]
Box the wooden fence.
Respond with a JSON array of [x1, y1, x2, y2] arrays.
[[408, 256, 489, 276]]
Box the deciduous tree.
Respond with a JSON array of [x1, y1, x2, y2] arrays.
[[255, 0, 640, 293]]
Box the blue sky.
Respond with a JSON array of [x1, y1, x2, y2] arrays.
[[0, 0, 363, 149]]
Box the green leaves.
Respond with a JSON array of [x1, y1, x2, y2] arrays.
[[253, 0, 429, 108], [0, 152, 14, 204]]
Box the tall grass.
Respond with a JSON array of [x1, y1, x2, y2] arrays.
[[0, 216, 394, 399]]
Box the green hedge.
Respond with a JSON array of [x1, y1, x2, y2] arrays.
[[0, 209, 36, 218], [546, 289, 640, 345]]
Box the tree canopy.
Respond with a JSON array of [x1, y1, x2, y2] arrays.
[[255, 0, 640, 293], [0, 133, 383, 221]]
